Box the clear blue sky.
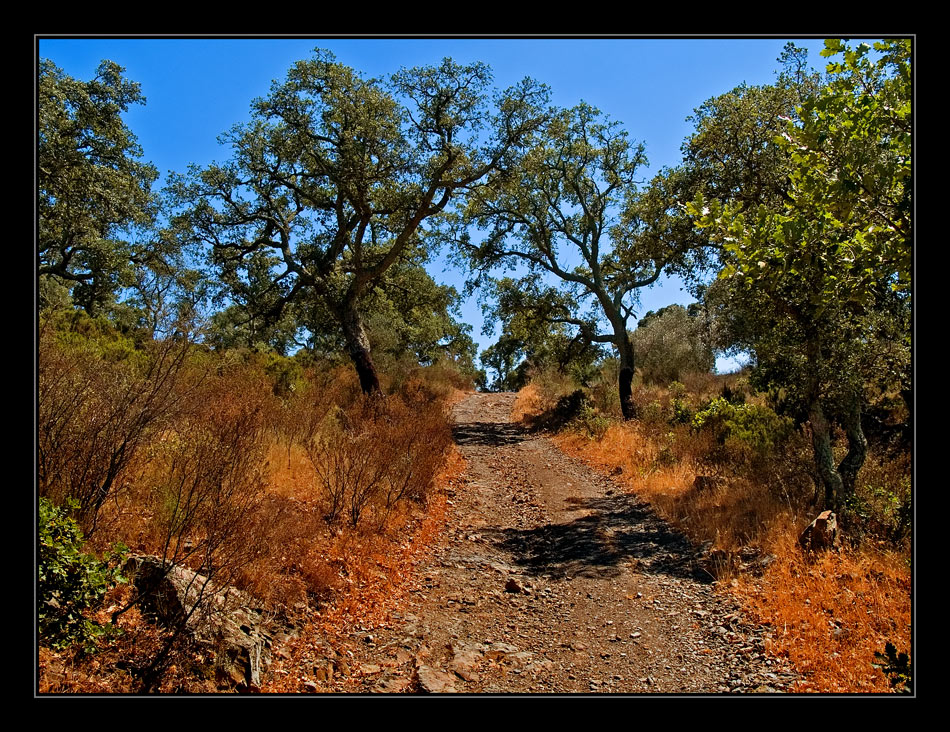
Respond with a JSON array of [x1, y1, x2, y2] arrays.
[[38, 35, 847, 372]]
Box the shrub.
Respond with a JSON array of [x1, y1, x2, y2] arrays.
[[668, 381, 693, 425], [844, 452, 912, 547], [307, 394, 451, 528], [38, 324, 194, 534], [38, 498, 127, 651], [146, 369, 273, 581], [872, 642, 912, 694], [692, 397, 795, 457], [570, 403, 612, 440]]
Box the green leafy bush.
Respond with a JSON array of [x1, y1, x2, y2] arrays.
[[571, 403, 611, 440], [845, 464, 912, 547], [668, 382, 693, 425], [38, 498, 126, 651], [872, 642, 912, 693], [692, 397, 794, 456]]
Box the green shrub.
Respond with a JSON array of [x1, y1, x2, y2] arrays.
[[668, 383, 693, 425], [571, 403, 611, 440], [692, 397, 794, 456], [872, 642, 912, 693], [38, 498, 127, 651], [845, 462, 912, 547]]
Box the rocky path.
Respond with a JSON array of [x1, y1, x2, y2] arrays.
[[320, 392, 798, 694]]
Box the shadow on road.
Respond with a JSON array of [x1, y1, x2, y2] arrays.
[[489, 493, 713, 584], [452, 421, 527, 448]]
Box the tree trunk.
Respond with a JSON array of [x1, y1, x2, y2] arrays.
[[616, 328, 637, 420], [837, 400, 868, 503], [339, 303, 381, 396], [808, 399, 843, 511]]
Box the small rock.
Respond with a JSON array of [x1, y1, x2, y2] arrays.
[[799, 511, 839, 552], [505, 578, 524, 593], [375, 677, 412, 693], [416, 665, 457, 694]]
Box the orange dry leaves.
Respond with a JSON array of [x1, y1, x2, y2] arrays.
[[550, 417, 911, 694]]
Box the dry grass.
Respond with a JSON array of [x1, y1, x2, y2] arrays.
[[259, 446, 465, 693], [38, 321, 470, 692], [733, 545, 911, 693], [530, 382, 911, 695], [554, 422, 804, 556]]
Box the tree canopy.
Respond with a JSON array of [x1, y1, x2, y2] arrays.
[[458, 102, 710, 416], [170, 50, 549, 394], [39, 59, 159, 315], [478, 277, 606, 391], [687, 39, 912, 511], [632, 303, 715, 385]]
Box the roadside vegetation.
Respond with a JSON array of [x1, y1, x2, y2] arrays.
[[38, 38, 911, 693], [511, 360, 910, 693], [38, 310, 470, 692]]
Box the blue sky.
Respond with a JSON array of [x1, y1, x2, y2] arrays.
[[38, 35, 847, 372]]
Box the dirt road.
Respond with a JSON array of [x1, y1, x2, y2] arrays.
[[321, 392, 798, 694]]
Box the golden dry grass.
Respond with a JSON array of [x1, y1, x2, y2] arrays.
[[511, 382, 552, 424], [539, 398, 911, 694], [259, 446, 464, 692], [734, 545, 911, 693]]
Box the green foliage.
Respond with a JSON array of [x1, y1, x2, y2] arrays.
[[690, 39, 910, 318], [262, 350, 305, 398], [845, 464, 912, 546], [681, 78, 811, 213], [685, 39, 911, 509], [479, 278, 605, 392], [457, 101, 692, 418], [632, 304, 715, 385], [39, 59, 159, 316], [670, 395, 693, 426], [171, 50, 548, 394], [570, 403, 611, 440], [38, 498, 127, 652], [692, 397, 795, 456], [872, 642, 912, 693]]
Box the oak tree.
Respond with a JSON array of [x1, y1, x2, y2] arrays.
[[172, 50, 548, 394], [39, 59, 159, 315], [459, 103, 702, 418], [689, 39, 911, 512]]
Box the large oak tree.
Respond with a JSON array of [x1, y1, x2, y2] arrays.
[[690, 39, 911, 512], [172, 50, 548, 394], [458, 103, 704, 418], [39, 59, 159, 315]]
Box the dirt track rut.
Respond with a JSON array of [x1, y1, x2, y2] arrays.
[[322, 392, 798, 694]]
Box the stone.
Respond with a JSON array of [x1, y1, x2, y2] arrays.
[[416, 665, 457, 693], [123, 555, 291, 689], [449, 648, 482, 682], [505, 577, 524, 593], [799, 511, 839, 552], [375, 676, 412, 693]]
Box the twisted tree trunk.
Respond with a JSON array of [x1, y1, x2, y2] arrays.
[[615, 327, 637, 421], [338, 302, 381, 396]]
